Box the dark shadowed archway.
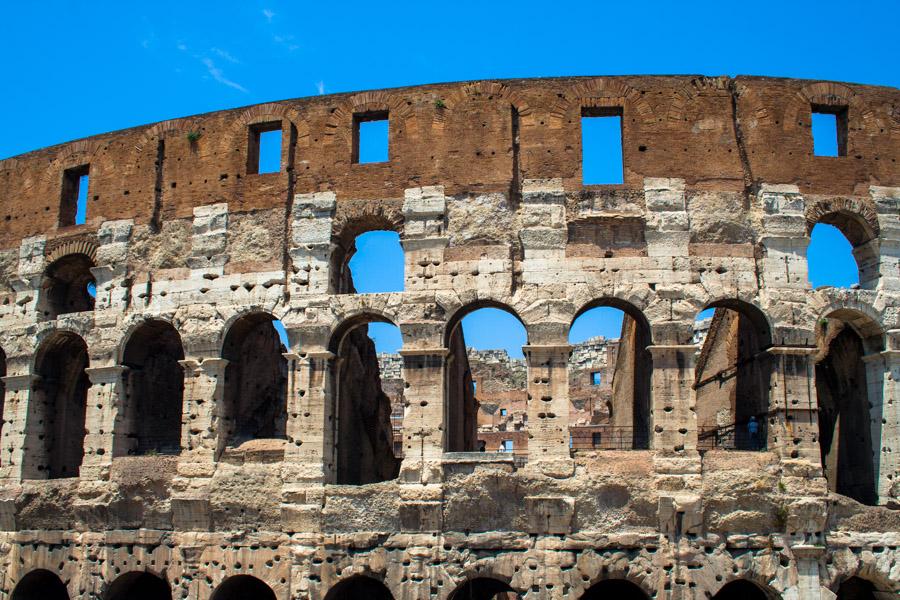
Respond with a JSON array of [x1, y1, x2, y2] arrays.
[[324, 575, 394, 600], [713, 580, 773, 600], [41, 254, 96, 318], [105, 571, 172, 600], [836, 576, 879, 600], [580, 579, 649, 600], [11, 569, 69, 600], [210, 575, 276, 600], [448, 577, 518, 600]]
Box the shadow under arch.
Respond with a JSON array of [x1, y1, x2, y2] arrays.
[[39, 253, 96, 319], [30, 330, 90, 479], [443, 300, 528, 453], [105, 571, 172, 600], [210, 575, 276, 600], [835, 575, 887, 599], [328, 312, 402, 484], [119, 319, 185, 456], [324, 575, 394, 600], [220, 310, 287, 448], [448, 576, 518, 600], [815, 307, 885, 505], [11, 569, 69, 600], [712, 579, 780, 599], [579, 578, 649, 600], [694, 299, 773, 451], [570, 297, 652, 450]]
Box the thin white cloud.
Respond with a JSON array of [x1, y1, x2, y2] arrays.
[[263, 8, 275, 22], [316, 81, 325, 95], [211, 47, 240, 64], [274, 34, 299, 52], [177, 42, 187, 51], [201, 58, 248, 93]]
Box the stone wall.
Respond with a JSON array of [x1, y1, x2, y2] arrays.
[[0, 76, 897, 599]]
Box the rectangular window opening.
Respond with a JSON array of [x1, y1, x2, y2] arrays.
[[60, 164, 90, 226], [592, 432, 602, 447], [353, 112, 389, 164], [581, 107, 623, 185], [590, 371, 602, 386], [811, 105, 848, 157], [500, 439, 514, 453], [500, 408, 508, 417], [247, 122, 283, 174]]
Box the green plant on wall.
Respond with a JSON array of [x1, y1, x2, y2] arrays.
[[187, 130, 202, 143], [434, 98, 446, 109]]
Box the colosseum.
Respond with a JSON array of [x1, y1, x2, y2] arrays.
[[0, 75, 897, 600]]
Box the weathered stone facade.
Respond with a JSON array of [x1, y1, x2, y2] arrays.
[[0, 76, 898, 599]]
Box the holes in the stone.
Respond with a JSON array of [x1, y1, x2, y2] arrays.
[[60, 164, 90, 226], [353, 111, 389, 164], [581, 107, 624, 185]]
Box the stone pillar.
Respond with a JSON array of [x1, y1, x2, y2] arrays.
[[647, 344, 697, 452], [10, 236, 46, 316], [289, 191, 336, 295], [863, 348, 900, 505], [398, 348, 447, 483], [282, 350, 334, 483], [870, 186, 900, 293], [524, 344, 571, 463], [80, 366, 128, 480], [402, 186, 449, 291], [178, 358, 228, 475], [766, 347, 820, 463], [91, 219, 133, 311], [0, 374, 39, 481]]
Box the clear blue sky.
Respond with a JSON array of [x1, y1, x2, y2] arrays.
[[0, 1, 881, 354]]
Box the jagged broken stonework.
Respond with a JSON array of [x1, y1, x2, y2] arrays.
[[0, 76, 897, 599]]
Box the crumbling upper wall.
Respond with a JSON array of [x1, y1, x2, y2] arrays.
[[0, 76, 897, 249]]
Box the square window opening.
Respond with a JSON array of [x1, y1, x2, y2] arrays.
[[811, 105, 848, 157], [354, 112, 389, 164], [592, 432, 602, 447], [581, 107, 623, 185], [247, 122, 283, 174], [500, 439, 514, 453], [500, 408, 508, 417], [590, 371, 602, 386], [60, 164, 90, 226]]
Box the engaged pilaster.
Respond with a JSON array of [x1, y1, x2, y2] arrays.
[[289, 191, 336, 295], [80, 365, 129, 480], [524, 344, 572, 463]]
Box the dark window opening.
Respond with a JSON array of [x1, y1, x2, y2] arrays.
[[324, 576, 394, 600], [836, 576, 879, 600], [448, 577, 516, 600], [581, 107, 623, 185], [591, 371, 601, 385], [581, 579, 649, 600], [812, 105, 848, 157], [40, 254, 96, 319], [353, 111, 389, 164], [247, 122, 282, 174], [105, 572, 172, 600], [592, 431, 602, 447], [121, 320, 185, 456], [210, 576, 276, 600], [11, 569, 70, 600], [712, 580, 770, 600], [60, 164, 90, 226]]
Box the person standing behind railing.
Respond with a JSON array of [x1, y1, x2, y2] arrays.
[[747, 416, 759, 450]]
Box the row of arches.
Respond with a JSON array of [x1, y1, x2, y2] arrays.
[[10, 569, 888, 600], [12, 292, 888, 503]]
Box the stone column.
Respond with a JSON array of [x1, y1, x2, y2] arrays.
[[91, 219, 133, 312], [0, 374, 40, 481], [766, 347, 820, 463], [870, 186, 900, 293], [647, 344, 697, 452], [524, 344, 571, 463], [177, 358, 228, 475], [863, 348, 900, 505], [402, 186, 449, 291], [282, 350, 334, 483], [398, 348, 447, 484], [289, 191, 336, 295], [80, 365, 128, 480]]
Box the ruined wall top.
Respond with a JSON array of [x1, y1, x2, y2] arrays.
[[1, 75, 898, 249]]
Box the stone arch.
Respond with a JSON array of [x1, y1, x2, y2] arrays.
[[571, 298, 653, 450], [220, 311, 288, 448], [329, 311, 402, 484], [28, 330, 90, 479], [666, 76, 732, 126], [447, 576, 518, 600], [694, 299, 773, 451], [814, 305, 885, 505], [324, 575, 394, 600], [104, 571, 172, 600], [10, 569, 69, 600], [549, 78, 657, 128], [39, 251, 96, 319], [126, 117, 203, 177], [444, 299, 528, 349], [42, 139, 102, 186], [578, 578, 650, 600], [834, 576, 880, 600], [805, 199, 880, 290], [712, 579, 779, 599], [119, 319, 185, 456], [223, 102, 304, 173], [210, 575, 276, 600], [322, 91, 415, 151], [330, 201, 405, 294], [45, 237, 98, 265]]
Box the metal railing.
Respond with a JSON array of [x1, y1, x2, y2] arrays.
[[569, 426, 650, 451], [698, 417, 767, 451]]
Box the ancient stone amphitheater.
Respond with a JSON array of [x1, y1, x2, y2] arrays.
[[0, 76, 897, 600]]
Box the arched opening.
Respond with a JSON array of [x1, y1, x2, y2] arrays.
[[836, 576, 879, 600], [331, 220, 404, 295], [105, 571, 171, 600], [448, 577, 518, 600], [120, 320, 184, 455], [11, 569, 69, 600], [324, 576, 394, 600], [580, 579, 649, 600], [210, 575, 276, 600], [712, 580, 772, 600], [569, 301, 652, 450], [815, 311, 882, 505], [694, 301, 772, 451], [221, 313, 288, 448], [330, 315, 403, 484], [40, 254, 96, 319], [31, 332, 89, 479], [807, 210, 878, 290], [444, 304, 528, 455]]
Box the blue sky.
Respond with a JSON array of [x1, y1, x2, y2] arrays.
[[1, 1, 883, 354]]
